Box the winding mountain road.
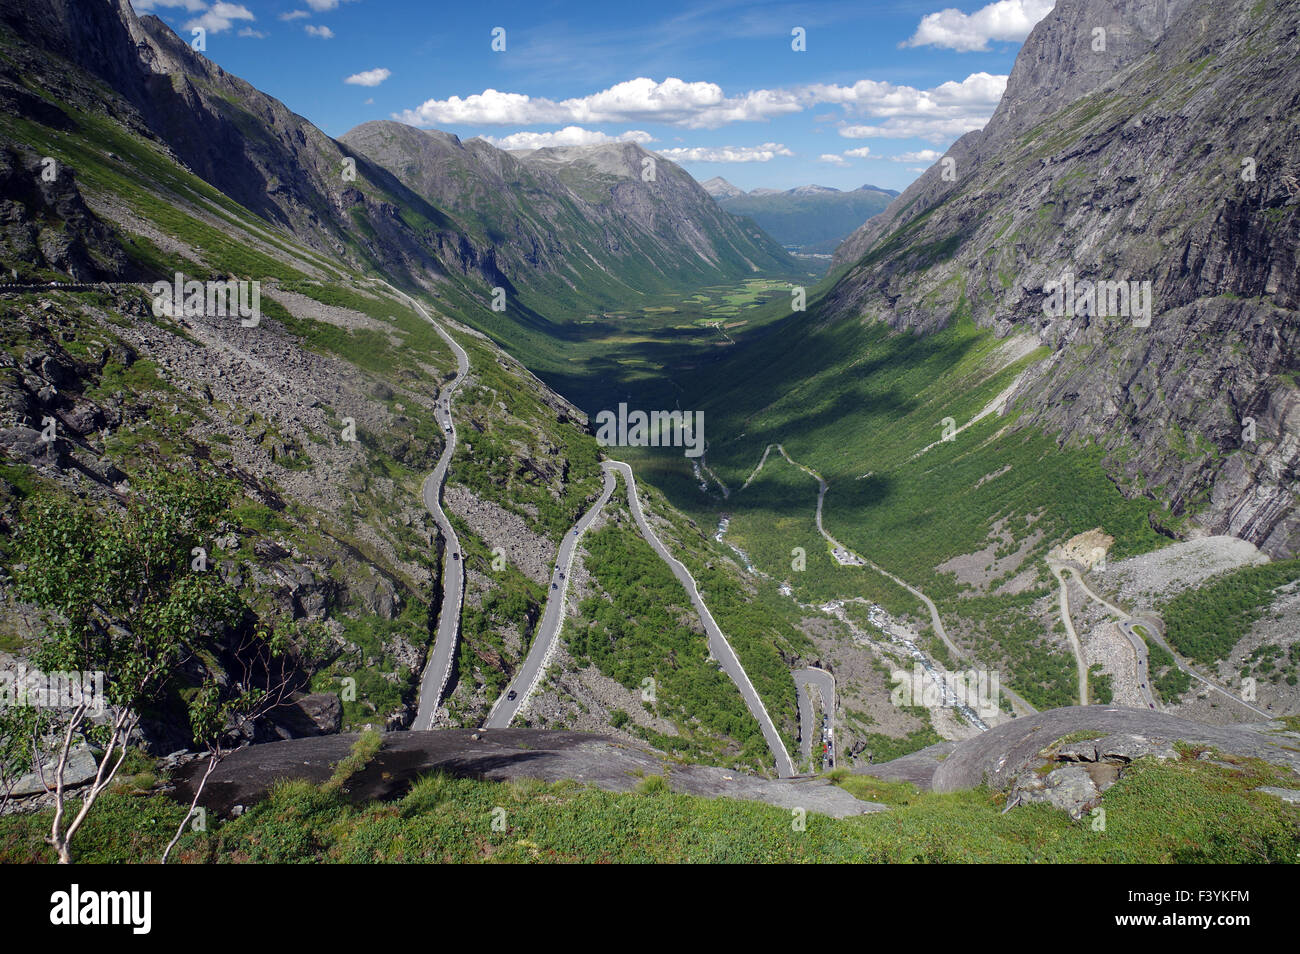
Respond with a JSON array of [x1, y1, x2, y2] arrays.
[[374, 280, 470, 731], [794, 667, 835, 769], [1115, 619, 1160, 709], [605, 460, 796, 778], [764, 444, 1037, 718], [1048, 562, 1090, 706], [484, 467, 618, 728], [1065, 567, 1271, 719]]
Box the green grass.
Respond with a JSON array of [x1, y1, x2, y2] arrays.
[[855, 722, 944, 763], [1148, 640, 1193, 702], [631, 307, 1165, 706], [310, 602, 431, 730], [322, 730, 383, 794], [1160, 560, 1300, 665], [445, 519, 546, 717], [3, 748, 1295, 863], [567, 510, 772, 772]]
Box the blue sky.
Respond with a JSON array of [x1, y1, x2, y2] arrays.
[[134, 0, 1056, 192]]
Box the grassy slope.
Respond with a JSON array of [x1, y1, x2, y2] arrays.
[[628, 286, 1170, 709], [567, 511, 772, 772], [2, 745, 1296, 863]]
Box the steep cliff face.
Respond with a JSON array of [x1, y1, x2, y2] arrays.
[[826, 0, 1300, 556], [340, 122, 795, 311], [0, 0, 502, 289]]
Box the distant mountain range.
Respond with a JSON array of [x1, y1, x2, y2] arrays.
[[340, 126, 797, 317], [702, 179, 900, 255]]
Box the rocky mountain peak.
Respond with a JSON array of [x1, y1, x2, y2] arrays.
[[702, 176, 744, 199], [993, 0, 1193, 134], [825, 0, 1300, 557]]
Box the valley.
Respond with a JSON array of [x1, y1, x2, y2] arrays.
[[0, 0, 1298, 872]]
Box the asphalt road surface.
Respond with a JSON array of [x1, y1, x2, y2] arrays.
[[1048, 562, 1091, 706], [794, 667, 835, 769], [375, 281, 470, 731], [1066, 564, 1271, 719], [1116, 619, 1161, 709], [484, 467, 618, 728], [775, 444, 1037, 718], [605, 460, 796, 778]]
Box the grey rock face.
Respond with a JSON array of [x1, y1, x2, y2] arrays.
[[263, 692, 343, 741], [9, 742, 99, 798], [1097, 733, 1177, 762], [1254, 786, 1300, 803], [1010, 765, 1102, 819], [827, 0, 1300, 556], [0, 144, 131, 281], [170, 729, 883, 819]]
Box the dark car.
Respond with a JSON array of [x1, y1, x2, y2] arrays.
[[507, 690, 517, 701], [452, 552, 459, 560], [551, 582, 557, 589]]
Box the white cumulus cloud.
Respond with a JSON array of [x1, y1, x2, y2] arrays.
[[478, 127, 655, 150], [345, 68, 391, 87], [833, 72, 1006, 141], [656, 143, 794, 163], [280, 10, 310, 20], [394, 72, 1005, 141], [183, 3, 255, 35], [843, 146, 872, 158], [395, 77, 802, 130], [904, 0, 1055, 52], [819, 154, 849, 166], [890, 149, 944, 162], [305, 24, 334, 38]]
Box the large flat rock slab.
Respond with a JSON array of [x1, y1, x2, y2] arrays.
[[172, 729, 883, 819], [930, 706, 1300, 793], [854, 707, 1300, 793]]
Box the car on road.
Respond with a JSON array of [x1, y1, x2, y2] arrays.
[[507, 690, 517, 701], [551, 582, 557, 589], [452, 552, 458, 560]]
